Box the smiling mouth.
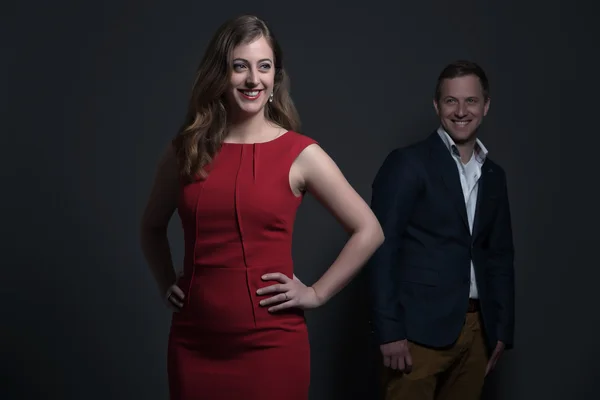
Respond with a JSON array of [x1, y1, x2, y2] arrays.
[[238, 89, 262, 100], [452, 120, 471, 127]]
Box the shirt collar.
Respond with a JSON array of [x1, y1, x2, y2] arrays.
[[436, 126, 488, 164]]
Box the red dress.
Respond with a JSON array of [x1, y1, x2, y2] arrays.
[[168, 131, 317, 400]]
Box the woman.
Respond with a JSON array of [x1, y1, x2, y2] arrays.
[[140, 14, 384, 400]]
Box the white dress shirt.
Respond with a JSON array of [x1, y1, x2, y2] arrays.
[[437, 127, 488, 299]]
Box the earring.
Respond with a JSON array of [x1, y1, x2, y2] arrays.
[[269, 92, 274, 103]]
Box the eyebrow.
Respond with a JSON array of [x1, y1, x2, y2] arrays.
[[232, 58, 273, 63], [444, 95, 480, 100]]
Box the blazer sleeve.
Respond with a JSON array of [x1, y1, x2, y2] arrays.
[[367, 149, 422, 345], [487, 170, 516, 349]]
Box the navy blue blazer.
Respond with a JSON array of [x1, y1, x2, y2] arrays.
[[367, 132, 515, 352]]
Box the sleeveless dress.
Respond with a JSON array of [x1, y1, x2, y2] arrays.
[[167, 131, 317, 400]]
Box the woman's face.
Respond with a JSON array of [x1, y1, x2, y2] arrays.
[[225, 35, 275, 117]]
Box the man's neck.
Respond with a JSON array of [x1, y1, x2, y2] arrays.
[[455, 140, 476, 164]]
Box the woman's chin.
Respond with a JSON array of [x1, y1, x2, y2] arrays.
[[234, 103, 266, 117]]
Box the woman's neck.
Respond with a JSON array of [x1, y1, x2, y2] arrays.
[[225, 112, 279, 144]]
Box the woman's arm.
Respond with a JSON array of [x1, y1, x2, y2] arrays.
[[139, 144, 181, 301], [297, 144, 384, 303], [258, 143, 384, 311]]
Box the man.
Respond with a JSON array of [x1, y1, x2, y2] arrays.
[[367, 60, 515, 400]]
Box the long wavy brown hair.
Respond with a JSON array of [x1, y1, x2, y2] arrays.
[[172, 15, 301, 182]]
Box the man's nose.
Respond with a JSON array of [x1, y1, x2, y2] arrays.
[[455, 103, 467, 117]]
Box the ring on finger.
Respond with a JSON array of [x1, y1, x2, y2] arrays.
[[284, 292, 289, 301]]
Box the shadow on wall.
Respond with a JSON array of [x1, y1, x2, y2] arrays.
[[305, 245, 378, 400]]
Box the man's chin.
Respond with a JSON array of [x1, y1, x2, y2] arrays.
[[445, 127, 478, 145]]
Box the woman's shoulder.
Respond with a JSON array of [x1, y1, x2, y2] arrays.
[[266, 130, 321, 165], [282, 130, 319, 148]]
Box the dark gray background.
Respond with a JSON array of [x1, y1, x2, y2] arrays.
[[3, 1, 595, 399]]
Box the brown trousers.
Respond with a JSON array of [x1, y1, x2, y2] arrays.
[[380, 312, 488, 400]]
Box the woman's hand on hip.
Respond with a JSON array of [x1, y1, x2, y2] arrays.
[[165, 284, 185, 312], [257, 273, 323, 312]]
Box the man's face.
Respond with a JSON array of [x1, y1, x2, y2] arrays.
[[434, 75, 490, 144]]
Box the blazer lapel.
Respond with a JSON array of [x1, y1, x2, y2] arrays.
[[429, 134, 470, 232], [472, 160, 494, 239]]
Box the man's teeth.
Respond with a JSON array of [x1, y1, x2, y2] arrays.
[[454, 121, 469, 126], [243, 91, 259, 96]]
